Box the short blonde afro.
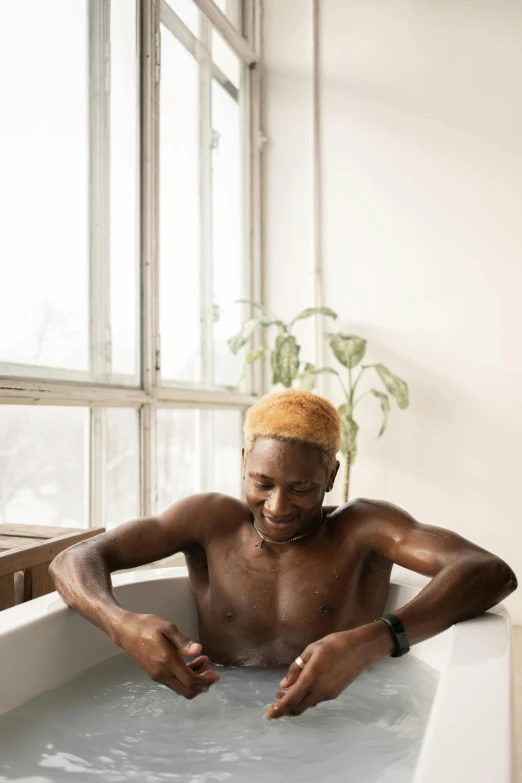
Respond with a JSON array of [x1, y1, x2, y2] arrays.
[[244, 389, 341, 471]]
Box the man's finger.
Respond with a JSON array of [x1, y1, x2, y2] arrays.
[[188, 655, 210, 671], [279, 653, 310, 689], [173, 657, 220, 689], [190, 660, 220, 682], [163, 644, 216, 689], [162, 625, 202, 656], [159, 631, 218, 689], [286, 691, 320, 716], [266, 670, 316, 719], [162, 674, 208, 699]]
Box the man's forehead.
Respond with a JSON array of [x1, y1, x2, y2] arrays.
[[246, 437, 325, 480]]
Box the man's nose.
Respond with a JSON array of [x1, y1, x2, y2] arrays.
[[264, 488, 293, 517]]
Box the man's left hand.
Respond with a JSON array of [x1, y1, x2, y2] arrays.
[[265, 623, 391, 719]]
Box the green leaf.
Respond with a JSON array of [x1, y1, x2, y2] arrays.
[[238, 346, 266, 383], [227, 316, 281, 355], [298, 364, 340, 391], [227, 318, 261, 355], [370, 389, 390, 437], [271, 335, 300, 388], [338, 404, 359, 461], [328, 333, 367, 369], [373, 364, 409, 409], [290, 307, 338, 326]]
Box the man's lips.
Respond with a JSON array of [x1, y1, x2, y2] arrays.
[[263, 515, 297, 529]]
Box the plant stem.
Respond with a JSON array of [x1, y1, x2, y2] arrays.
[[351, 367, 366, 400], [343, 455, 351, 503], [353, 389, 371, 408], [336, 373, 349, 401]]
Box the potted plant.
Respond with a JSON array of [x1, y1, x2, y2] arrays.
[[228, 302, 409, 501]]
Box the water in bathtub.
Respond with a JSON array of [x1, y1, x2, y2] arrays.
[[0, 652, 438, 783]]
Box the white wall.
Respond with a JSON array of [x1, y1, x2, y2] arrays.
[[263, 0, 522, 622]]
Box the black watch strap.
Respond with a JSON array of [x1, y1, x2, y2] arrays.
[[377, 614, 410, 657]]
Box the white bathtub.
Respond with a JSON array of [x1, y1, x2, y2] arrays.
[[0, 567, 514, 783]]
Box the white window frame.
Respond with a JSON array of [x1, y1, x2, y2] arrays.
[[0, 0, 265, 527]]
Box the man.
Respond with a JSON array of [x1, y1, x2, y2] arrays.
[[50, 390, 517, 719]]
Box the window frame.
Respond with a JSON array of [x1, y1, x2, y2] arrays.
[[0, 0, 265, 527]]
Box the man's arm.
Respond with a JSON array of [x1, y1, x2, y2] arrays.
[[50, 492, 230, 698], [354, 498, 517, 646], [267, 498, 517, 718]]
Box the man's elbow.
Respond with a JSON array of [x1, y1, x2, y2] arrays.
[[484, 556, 518, 599], [48, 548, 69, 589], [49, 542, 87, 589]]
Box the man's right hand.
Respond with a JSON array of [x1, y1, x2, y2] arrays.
[[116, 612, 220, 699]]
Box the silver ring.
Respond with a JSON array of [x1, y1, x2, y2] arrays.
[[295, 655, 306, 669]]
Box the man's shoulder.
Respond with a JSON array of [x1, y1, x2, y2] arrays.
[[331, 497, 410, 520], [328, 497, 413, 542], [156, 492, 250, 550], [170, 492, 249, 533], [327, 497, 380, 523]]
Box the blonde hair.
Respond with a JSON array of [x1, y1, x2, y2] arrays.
[[243, 389, 341, 471]]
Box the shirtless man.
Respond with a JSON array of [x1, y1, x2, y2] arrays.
[[50, 390, 517, 719]]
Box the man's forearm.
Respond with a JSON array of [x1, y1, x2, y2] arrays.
[[364, 556, 517, 659], [49, 543, 130, 644]]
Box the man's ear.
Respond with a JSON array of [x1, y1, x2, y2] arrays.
[[242, 448, 246, 479], [331, 460, 341, 487]]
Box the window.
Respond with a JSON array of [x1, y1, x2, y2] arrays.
[[159, 31, 202, 383], [157, 408, 243, 511], [0, 1, 90, 375], [0, 406, 88, 528], [159, 2, 245, 389], [0, 0, 260, 532]]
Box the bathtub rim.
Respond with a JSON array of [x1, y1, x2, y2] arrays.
[[0, 566, 514, 783]]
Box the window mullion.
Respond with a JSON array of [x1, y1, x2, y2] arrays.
[[88, 0, 111, 529], [141, 0, 160, 516], [199, 17, 214, 388], [89, 0, 112, 383], [242, 0, 264, 397], [141, 0, 160, 397], [198, 409, 214, 492], [89, 407, 108, 529], [140, 402, 157, 516]]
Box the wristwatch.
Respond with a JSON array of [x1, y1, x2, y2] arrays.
[[377, 613, 410, 657]]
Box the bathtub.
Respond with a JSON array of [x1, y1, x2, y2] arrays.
[[0, 566, 514, 783]]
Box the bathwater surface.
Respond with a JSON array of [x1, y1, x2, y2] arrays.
[[0, 652, 438, 783]]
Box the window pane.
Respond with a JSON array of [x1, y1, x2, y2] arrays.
[[211, 0, 241, 29], [0, 406, 88, 528], [157, 409, 242, 512], [106, 408, 140, 528], [157, 409, 200, 511], [211, 80, 243, 387], [0, 1, 88, 373], [110, 0, 140, 379], [213, 410, 242, 498], [212, 30, 241, 89], [165, 0, 200, 35], [165, 0, 240, 35], [159, 31, 202, 384]]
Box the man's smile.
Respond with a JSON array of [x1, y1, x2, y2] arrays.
[[262, 514, 298, 533]]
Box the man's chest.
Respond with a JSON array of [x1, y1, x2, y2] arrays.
[[185, 533, 391, 663]]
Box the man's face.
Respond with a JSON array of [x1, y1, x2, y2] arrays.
[[243, 437, 333, 541]]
